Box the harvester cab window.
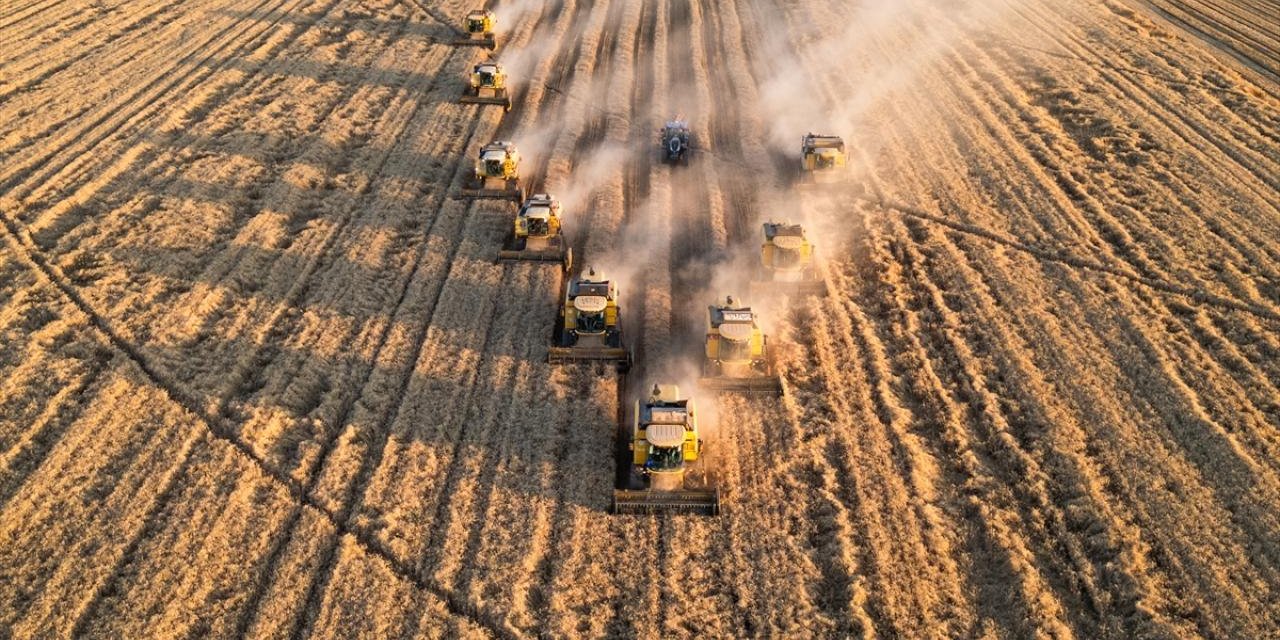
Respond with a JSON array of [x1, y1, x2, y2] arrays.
[[720, 335, 752, 361], [575, 283, 611, 298], [468, 18, 485, 32], [576, 310, 605, 333], [484, 158, 503, 174], [526, 216, 549, 235], [774, 246, 801, 267], [646, 445, 683, 471]]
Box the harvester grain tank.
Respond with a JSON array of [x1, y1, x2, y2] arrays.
[[498, 193, 571, 268], [799, 133, 847, 184], [613, 384, 720, 516], [752, 221, 826, 297], [660, 118, 692, 165], [459, 61, 512, 111], [549, 267, 631, 369], [701, 296, 782, 395], [452, 9, 497, 49], [462, 141, 524, 202]]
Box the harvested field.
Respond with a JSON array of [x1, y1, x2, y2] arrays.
[[1, 0, 1279, 637]]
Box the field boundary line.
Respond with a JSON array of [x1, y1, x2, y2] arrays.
[[859, 194, 1280, 324], [0, 208, 522, 640]]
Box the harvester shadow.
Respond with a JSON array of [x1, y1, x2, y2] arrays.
[[42, 162, 620, 519], [191, 54, 455, 92], [123, 273, 617, 515], [210, 8, 454, 43]]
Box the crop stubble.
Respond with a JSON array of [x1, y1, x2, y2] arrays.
[[1, 0, 1279, 637]]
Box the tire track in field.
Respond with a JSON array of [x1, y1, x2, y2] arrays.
[[1015, 1, 1280, 217], [0, 0, 301, 200], [844, 1, 1280, 629], [877, 213, 1155, 636], [18, 0, 395, 479], [921, 29, 1280, 334], [1013, 0, 1280, 198], [0, 0, 85, 54], [1, 377, 208, 635], [224, 30, 491, 640], [1016, 253, 1280, 635], [0, 0, 199, 104], [293, 0, 584, 629], [282, 110, 506, 640], [22, 1, 366, 246], [1141, 0, 1280, 81], [1, 191, 522, 639], [155, 6, 443, 440], [989, 40, 1280, 283], [442, 0, 643, 626], [0, 0, 68, 28], [741, 1, 1037, 632], [861, 196, 1280, 325], [397, 0, 618, 610], [1, 7, 524, 632]]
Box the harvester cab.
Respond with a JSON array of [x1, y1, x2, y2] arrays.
[[453, 9, 496, 49], [800, 133, 847, 184], [549, 267, 631, 369], [613, 384, 720, 515], [752, 221, 826, 297], [460, 61, 512, 111], [660, 118, 692, 165], [498, 193, 571, 268], [462, 141, 523, 201], [701, 296, 782, 395]]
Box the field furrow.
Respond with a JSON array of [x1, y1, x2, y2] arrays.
[[4, 0, 1280, 636]]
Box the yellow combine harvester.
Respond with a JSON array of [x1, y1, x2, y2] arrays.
[[549, 267, 631, 369], [459, 62, 512, 111], [461, 141, 523, 202], [701, 296, 782, 395], [452, 9, 496, 49], [613, 384, 720, 516], [799, 133, 847, 184], [752, 221, 826, 297], [498, 193, 571, 268]]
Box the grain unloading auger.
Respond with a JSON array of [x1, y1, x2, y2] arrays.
[[461, 141, 524, 202], [451, 9, 497, 49], [700, 296, 782, 396], [497, 193, 572, 269], [751, 221, 827, 298], [459, 61, 512, 111], [613, 384, 721, 516], [549, 267, 632, 370]]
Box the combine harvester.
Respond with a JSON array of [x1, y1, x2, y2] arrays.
[[451, 9, 497, 49], [700, 296, 782, 395], [613, 384, 720, 516], [549, 267, 631, 370], [498, 193, 571, 269], [799, 133, 848, 185], [659, 117, 692, 165], [751, 221, 826, 298], [459, 61, 512, 111], [461, 141, 524, 202]]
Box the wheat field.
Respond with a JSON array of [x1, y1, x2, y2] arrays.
[[1, 0, 1279, 637]]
